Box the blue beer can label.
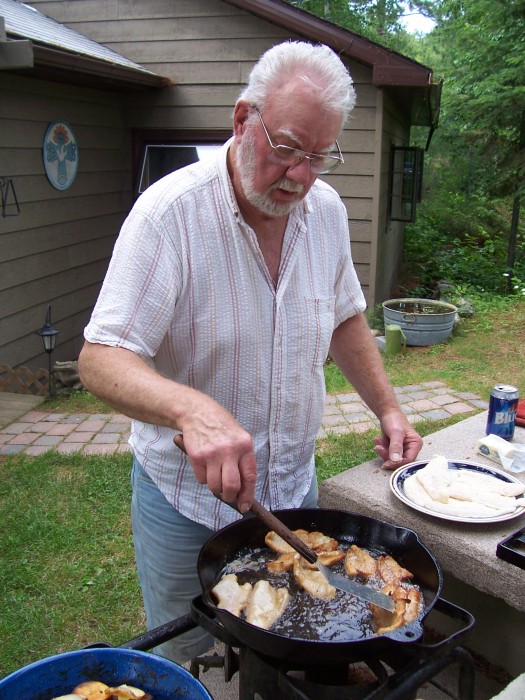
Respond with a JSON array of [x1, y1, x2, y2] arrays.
[[486, 384, 519, 440]]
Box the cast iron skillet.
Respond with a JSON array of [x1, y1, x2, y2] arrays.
[[197, 508, 443, 665]]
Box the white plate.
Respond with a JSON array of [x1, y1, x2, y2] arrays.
[[390, 460, 525, 523]]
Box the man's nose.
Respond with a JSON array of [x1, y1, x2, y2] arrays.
[[285, 157, 315, 183]]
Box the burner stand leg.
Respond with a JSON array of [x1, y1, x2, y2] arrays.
[[386, 646, 476, 700], [189, 644, 239, 682]]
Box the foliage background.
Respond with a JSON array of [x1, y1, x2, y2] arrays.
[[286, 1, 525, 297]]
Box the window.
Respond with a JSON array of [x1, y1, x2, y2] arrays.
[[132, 129, 230, 196], [138, 144, 222, 193], [388, 146, 424, 223]]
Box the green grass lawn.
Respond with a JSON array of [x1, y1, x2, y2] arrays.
[[0, 452, 141, 677]]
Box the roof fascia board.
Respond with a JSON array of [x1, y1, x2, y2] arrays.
[[30, 43, 168, 89], [224, 0, 432, 87]]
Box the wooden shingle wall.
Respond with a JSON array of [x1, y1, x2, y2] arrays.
[[0, 72, 130, 372], [30, 0, 387, 299]]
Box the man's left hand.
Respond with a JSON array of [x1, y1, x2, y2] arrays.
[[373, 412, 423, 469]]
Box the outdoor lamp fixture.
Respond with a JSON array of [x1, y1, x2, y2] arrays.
[[37, 304, 60, 396]]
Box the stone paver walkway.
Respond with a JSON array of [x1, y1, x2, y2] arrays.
[[0, 382, 488, 457], [317, 381, 488, 438]]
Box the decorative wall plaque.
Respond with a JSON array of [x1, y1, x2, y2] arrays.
[[43, 121, 78, 190]]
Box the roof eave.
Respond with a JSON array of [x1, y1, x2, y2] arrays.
[[31, 43, 169, 90], [223, 0, 433, 87]]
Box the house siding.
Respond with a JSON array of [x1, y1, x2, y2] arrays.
[[0, 72, 131, 372], [1, 0, 419, 374], [30, 0, 379, 303], [372, 91, 411, 308]]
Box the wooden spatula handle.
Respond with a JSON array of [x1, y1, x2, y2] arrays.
[[173, 432, 317, 565], [249, 500, 317, 565]]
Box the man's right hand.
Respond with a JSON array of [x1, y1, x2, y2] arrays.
[[174, 406, 257, 512], [79, 342, 257, 510]]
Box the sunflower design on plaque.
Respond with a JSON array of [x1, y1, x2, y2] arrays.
[[43, 121, 79, 190]]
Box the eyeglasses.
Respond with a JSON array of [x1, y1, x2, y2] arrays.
[[254, 108, 344, 175]]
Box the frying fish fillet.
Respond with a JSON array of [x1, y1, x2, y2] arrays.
[[308, 549, 345, 568], [344, 544, 377, 577], [265, 529, 311, 554], [292, 554, 336, 599], [267, 552, 296, 573], [245, 579, 289, 629], [211, 573, 252, 617], [306, 531, 340, 553], [371, 583, 421, 634], [267, 549, 345, 574], [377, 555, 414, 585], [265, 529, 339, 555]]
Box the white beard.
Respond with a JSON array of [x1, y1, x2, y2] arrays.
[[236, 126, 304, 218]]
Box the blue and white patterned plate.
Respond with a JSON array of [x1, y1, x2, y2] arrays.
[[390, 459, 525, 524]]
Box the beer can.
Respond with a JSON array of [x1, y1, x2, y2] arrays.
[[486, 384, 519, 439]]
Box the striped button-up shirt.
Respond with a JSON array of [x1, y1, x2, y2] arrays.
[[84, 138, 366, 530]]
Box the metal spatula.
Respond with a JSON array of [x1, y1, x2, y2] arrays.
[[173, 434, 394, 611]]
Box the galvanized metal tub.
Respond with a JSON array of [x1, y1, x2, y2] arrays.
[[382, 298, 457, 346]]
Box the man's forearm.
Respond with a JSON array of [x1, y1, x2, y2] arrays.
[[78, 340, 258, 504], [78, 341, 193, 429]]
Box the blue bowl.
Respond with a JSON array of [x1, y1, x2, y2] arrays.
[[0, 647, 213, 700]]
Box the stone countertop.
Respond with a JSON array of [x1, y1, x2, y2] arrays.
[[318, 411, 525, 612]]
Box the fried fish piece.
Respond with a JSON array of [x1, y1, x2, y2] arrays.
[[306, 531, 340, 553], [265, 529, 339, 555], [111, 686, 151, 700], [212, 573, 252, 617], [265, 529, 311, 554], [267, 548, 345, 574], [315, 549, 346, 567], [344, 544, 377, 577], [245, 579, 290, 629], [267, 552, 296, 573], [377, 554, 414, 585], [403, 587, 422, 624], [292, 554, 336, 599], [371, 583, 421, 634], [72, 682, 113, 700]]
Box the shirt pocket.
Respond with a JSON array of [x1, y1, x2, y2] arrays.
[[303, 295, 336, 367]]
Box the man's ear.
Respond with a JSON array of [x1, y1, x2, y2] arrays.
[[233, 100, 251, 137]]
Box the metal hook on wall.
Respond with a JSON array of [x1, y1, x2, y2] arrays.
[[0, 177, 20, 217]]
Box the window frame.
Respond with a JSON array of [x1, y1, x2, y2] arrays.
[[387, 146, 424, 223], [131, 129, 231, 198]]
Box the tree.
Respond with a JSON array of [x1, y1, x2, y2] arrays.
[[418, 0, 525, 286], [286, 1, 416, 50], [284, 0, 525, 291]]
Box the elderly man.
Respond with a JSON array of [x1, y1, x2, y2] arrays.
[[79, 40, 422, 662]]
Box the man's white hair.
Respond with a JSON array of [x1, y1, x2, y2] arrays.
[[238, 41, 356, 122]]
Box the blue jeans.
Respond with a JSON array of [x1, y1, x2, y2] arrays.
[[130, 456, 319, 663]]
